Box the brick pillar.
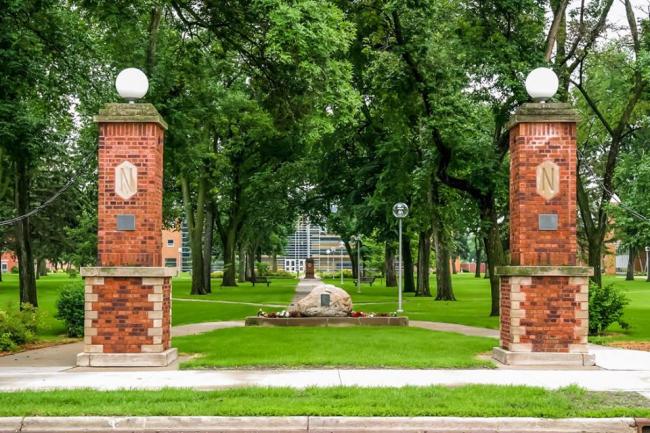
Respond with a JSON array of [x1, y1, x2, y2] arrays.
[[493, 103, 594, 366], [77, 103, 177, 367]]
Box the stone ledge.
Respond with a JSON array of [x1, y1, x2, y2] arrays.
[[496, 266, 594, 277], [506, 102, 580, 130], [493, 347, 596, 367], [94, 103, 168, 129], [11, 416, 638, 433], [80, 267, 177, 278], [76, 348, 177, 367], [245, 316, 409, 327]]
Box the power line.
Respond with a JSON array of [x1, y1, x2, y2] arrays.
[[0, 150, 96, 227]]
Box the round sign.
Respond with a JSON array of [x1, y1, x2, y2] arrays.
[[392, 202, 409, 218]]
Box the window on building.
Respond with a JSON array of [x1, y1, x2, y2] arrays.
[[167, 239, 174, 247], [1, 262, 6, 273], [165, 258, 177, 268]]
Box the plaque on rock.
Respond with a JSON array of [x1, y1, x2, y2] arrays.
[[538, 214, 558, 231], [116, 214, 136, 231], [320, 293, 331, 307]]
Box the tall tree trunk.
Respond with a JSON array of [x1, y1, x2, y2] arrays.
[[384, 242, 397, 287], [37, 258, 47, 277], [451, 257, 457, 274], [145, 5, 162, 77], [15, 158, 37, 307], [344, 240, 358, 279], [221, 226, 238, 286], [626, 246, 636, 281], [474, 235, 482, 278], [481, 202, 504, 316], [181, 176, 207, 295], [202, 204, 214, 293], [403, 236, 415, 293], [272, 251, 278, 272], [433, 224, 455, 301], [416, 230, 432, 297], [247, 246, 256, 281], [237, 244, 246, 282], [587, 234, 603, 288]]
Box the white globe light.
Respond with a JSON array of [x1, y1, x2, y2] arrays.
[[525, 67, 559, 102], [115, 68, 149, 101]]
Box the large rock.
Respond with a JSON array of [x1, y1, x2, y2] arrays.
[[290, 284, 352, 317]]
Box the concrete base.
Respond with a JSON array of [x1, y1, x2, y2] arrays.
[[493, 347, 595, 367], [246, 316, 409, 327], [76, 348, 177, 367]]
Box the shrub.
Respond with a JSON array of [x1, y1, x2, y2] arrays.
[[10, 266, 18, 274], [55, 284, 85, 337], [256, 262, 269, 276], [264, 270, 297, 278], [588, 282, 629, 336], [0, 304, 40, 351], [210, 271, 224, 278], [66, 268, 79, 278]]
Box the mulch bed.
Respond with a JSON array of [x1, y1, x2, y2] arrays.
[[607, 341, 650, 352]]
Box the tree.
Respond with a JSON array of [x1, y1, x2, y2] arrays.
[[0, 0, 98, 306]]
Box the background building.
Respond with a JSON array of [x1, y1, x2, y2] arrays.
[[278, 219, 350, 274]]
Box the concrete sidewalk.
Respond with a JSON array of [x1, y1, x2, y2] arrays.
[[0, 321, 244, 370], [0, 416, 641, 433], [1, 367, 649, 393]]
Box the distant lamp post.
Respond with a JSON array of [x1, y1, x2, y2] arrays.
[[393, 202, 409, 313], [525, 67, 559, 103], [326, 249, 331, 274], [339, 241, 345, 286], [351, 235, 362, 293], [646, 246, 650, 282], [115, 68, 149, 102]]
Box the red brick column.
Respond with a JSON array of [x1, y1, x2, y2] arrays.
[[78, 103, 177, 367], [494, 103, 594, 366]]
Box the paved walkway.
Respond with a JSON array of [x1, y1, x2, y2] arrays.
[[172, 298, 287, 308], [0, 367, 649, 392], [291, 278, 321, 304], [0, 321, 244, 370]]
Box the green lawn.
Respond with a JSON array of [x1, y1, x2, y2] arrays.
[[0, 385, 648, 417], [172, 276, 297, 325], [0, 272, 72, 340], [594, 275, 650, 343], [174, 326, 496, 369], [325, 274, 499, 329]]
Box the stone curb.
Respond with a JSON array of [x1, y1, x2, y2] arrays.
[[0, 416, 641, 433]]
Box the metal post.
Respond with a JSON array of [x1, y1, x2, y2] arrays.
[[646, 246, 650, 282], [398, 218, 403, 313], [357, 239, 361, 294], [340, 248, 343, 286]]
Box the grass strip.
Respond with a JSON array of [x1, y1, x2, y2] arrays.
[[174, 327, 496, 369], [0, 385, 648, 417]]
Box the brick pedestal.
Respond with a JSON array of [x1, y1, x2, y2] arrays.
[[77, 103, 177, 367], [494, 103, 594, 366]]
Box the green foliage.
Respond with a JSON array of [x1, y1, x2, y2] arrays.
[[589, 282, 629, 336], [10, 267, 18, 274], [55, 284, 85, 338], [0, 303, 40, 351], [256, 262, 269, 276]]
